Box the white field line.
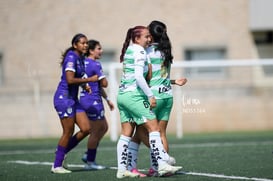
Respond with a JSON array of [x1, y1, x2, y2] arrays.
[[170, 140, 273, 148], [7, 160, 273, 181], [1, 140, 272, 155], [180, 171, 273, 181]]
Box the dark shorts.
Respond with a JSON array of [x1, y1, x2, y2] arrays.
[[53, 91, 81, 119], [78, 95, 105, 121]]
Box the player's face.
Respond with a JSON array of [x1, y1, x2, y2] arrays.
[[91, 44, 103, 60], [74, 37, 88, 55], [136, 29, 151, 48]]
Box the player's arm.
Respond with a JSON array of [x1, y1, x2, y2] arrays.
[[171, 78, 187, 86], [66, 70, 98, 85], [100, 87, 114, 111]]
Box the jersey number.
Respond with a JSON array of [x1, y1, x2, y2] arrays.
[[143, 101, 150, 108]]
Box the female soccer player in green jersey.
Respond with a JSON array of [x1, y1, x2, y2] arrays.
[[116, 25, 182, 179], [126, 21, 187, 177]]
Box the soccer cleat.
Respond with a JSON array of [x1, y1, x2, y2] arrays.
[[157, 163, 182, 176], [173, 165, 183, 172], [51, 166, 71, 174], [131, 168, 147, 177], [62, 155, 68, 169], [147, 168, 158, 177], [81, 152, 87, 163], [116, 170, 140, 179], [166, 156, 176, 166], [84, 162, 106, 170]]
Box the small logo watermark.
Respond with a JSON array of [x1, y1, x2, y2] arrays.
[[182, 95, 206, 114]]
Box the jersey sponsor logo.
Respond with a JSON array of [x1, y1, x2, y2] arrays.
[[158, 85, 171, 94]]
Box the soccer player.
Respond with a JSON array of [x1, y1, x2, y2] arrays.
[[78, 39, 114, 170], [116, 25, 182, 179], [127, 20, 187, 177], [51, 33, 98, 174]]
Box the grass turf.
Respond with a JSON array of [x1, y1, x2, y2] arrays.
[[0, 130, 273, 181]]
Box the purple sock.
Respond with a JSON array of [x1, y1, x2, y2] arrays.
[[54, 145, 66, 168], [65, 135, 79, 154], [87, 148, 97, 162]]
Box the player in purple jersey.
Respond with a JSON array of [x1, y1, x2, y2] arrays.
[[78, 39, 114, 170], [51, 34, 98, 174]]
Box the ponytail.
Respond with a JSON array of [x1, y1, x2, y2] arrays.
[[120, 26, 147, 62], [148, 21, 173, 67], [120, 28, 133, 62]]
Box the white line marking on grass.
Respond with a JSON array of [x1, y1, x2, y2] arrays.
[[172, 141, 273, 148], [8, 160, 53, 165], [0, 150, 53, 155], [8, 160, 273, 181], [1, 141, 273, 156], [179, 171, 273, 181], [7, 160, 84, 168]]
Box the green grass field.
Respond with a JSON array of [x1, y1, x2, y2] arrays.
[[1, 131, 273, 181]]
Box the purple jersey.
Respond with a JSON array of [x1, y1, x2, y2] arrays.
[[53, 50, 86, 119], [55, 50, 86, 99], [80, 58, 105, 96], [78, 58, 106, 120]]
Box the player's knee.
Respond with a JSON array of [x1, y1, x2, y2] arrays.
[[81, 127, 91, 135]]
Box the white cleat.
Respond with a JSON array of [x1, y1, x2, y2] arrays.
[[166, 156, 176, 165], [172, 165, 182, 172], [158, 163, 182, 176], [62, 155, 68, 169], [116, 170, 140, 179], [51, 166, 71, 174]]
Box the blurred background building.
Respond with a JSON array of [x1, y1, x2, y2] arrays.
[[0, 0, 272, 139]]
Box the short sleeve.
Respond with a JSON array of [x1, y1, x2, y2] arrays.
[[94, 62, 106, 80], [64, 54, 76, 72]]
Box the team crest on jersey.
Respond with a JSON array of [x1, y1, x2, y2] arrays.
[[67, 107, 72, 114], [67, 62, 74, 69], [140, 50, 145, 54]]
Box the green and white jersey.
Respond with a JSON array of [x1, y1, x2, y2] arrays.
[[118, 44, 150, 96], [146, 44, 173, 99]]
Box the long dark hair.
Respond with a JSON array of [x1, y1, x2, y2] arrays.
[[86, 39, 100, 57], [60, 33, 87, 66], [148, 20, 173, 67], [120, 26, 147, 62]]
